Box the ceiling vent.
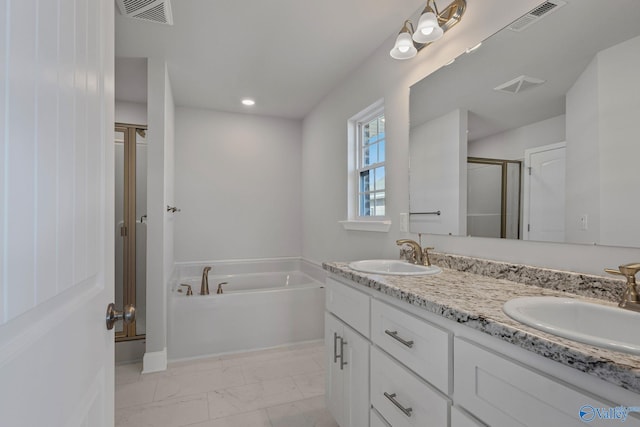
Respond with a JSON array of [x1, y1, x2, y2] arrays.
[[494, 75, 545, 94], [508, 0, 566, 32], [116, 0, 174, 25]]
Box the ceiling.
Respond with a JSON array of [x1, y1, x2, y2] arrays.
[[410, 0, 640, 141], [114, 0, 425, 118]]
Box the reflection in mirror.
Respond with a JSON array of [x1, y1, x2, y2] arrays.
[[409, 0, 640, 248]]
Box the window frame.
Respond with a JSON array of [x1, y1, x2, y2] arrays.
[[356, 113, 386, 218], [341, 99, 391, 232]]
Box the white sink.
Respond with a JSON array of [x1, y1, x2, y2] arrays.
[[503, 296, 640, 355], [348, 259, 441, 276]]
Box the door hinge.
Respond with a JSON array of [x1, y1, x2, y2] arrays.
[[120, 225, 127, 237], [528, 167, 532, 175], [528, 224, 531, 232]]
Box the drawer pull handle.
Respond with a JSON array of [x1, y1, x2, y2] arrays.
[[333, 332, 340, 364], [384, 392, 413, 417], [339, 336, 348, 370], [384, 330, 414, 348]]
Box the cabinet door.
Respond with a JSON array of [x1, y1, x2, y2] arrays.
[[342, 323, 370, 427], [454, 338, 635, 427], [325, 313, 344, 426]]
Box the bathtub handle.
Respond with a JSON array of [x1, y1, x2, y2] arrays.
[[179, 284, 193, 296], [216, 282, 228, 294], [333, 333, 340, 364], [339, 337, 348, 370]]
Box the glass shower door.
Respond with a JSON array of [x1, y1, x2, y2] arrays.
[[115, 124, 147, 341]]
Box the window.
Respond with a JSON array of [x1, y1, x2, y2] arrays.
[[357, 114, 386, 217], [342, 100, 390, 232]]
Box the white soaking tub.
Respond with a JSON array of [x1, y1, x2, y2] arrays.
[[168, 265, 325, 360]]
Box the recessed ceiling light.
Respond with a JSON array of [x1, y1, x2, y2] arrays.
[[242, 98, 255, 106]]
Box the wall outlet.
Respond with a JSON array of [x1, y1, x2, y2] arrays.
[[580, 214, 588, 231], [400, 213, 409, 232]]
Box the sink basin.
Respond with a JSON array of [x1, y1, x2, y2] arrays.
[[348, 260, 441, 276], [503, 297, 640, 355]]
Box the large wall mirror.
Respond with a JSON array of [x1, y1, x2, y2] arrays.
[[409, 0, 640, 248]]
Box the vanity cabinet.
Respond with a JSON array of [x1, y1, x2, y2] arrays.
[[325, 279, 370, 427], [454, 338, 640, 427], [325, 273, 640, 427]]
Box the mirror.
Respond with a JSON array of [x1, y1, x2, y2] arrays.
[[409, 0, 640, 248]]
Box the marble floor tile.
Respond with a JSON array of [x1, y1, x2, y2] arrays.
[[115, 394, 209, 427], [115, 341, 337, 427], [187, 409, 272, 427], [207, 377, 304, 419], [267, 395, 338, 427], [154, 365, 245, 401], [292, 371, 325, 398], [242, 354, 323, 384], [115, 362, 143, 386], [115, 378, 158, 409]]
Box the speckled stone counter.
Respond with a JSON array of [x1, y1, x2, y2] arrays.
[[323, 259, 640, 394]]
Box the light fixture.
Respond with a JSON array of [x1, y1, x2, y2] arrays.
[[390, 0, 466, 60], [413, 4, 443, 43], [390, 21, 418, 60], [241, 98, 255, 106]]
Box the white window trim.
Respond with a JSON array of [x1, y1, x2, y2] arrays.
[[342, 99, 391, 232]]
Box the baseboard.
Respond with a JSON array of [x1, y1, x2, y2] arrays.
[[142, 347, 167, 374]]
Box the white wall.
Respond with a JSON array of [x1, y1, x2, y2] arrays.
[[468, 115, 565, 160], [409, 109, 467, 235], [143, 59, 175, 372], [174, 107, 302, 262], [566, 58, 599, 245], [115, 100, 147, 125], [301, 0, 640, 275], [597, 35, 640, 247]]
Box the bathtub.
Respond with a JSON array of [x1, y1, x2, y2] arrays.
[[168, 263, 325, 360]]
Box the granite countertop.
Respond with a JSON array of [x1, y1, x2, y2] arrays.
[[323, 261, 640, 394]]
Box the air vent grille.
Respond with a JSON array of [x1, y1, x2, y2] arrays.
[[122, 0, 156, 14], [508, 0, 566, 32], [116, 0, 173, 25], [494, 75, 545, 94]]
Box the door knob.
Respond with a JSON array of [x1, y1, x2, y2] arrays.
[[105, 303, 136, 330]]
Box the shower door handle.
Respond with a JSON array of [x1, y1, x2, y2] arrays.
[[106, 303, 136, 330]]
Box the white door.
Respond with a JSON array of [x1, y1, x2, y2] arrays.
[[523, 142, 566, 242], [0, 1, 116, 426]]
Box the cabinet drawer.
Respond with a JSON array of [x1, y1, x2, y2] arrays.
[[371, 346, 449, 427], [326, 278, 370, 338], [371, 299, 451, 393], [454, 338, 638, 427]]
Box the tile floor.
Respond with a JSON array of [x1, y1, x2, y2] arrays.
[[115, 341, 339, 427]]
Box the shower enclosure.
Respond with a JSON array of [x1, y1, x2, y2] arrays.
[[467, 157, 522, 239], [114, 124, 147, 341]]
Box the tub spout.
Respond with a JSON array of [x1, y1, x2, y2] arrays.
[[201, 266, 212, 295]]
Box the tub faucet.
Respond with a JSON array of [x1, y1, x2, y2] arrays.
[[201, 266, 212, 295], [605, 263, 640, 312], [396, 239, 434, 266]]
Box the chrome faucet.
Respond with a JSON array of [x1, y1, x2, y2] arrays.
[[201, 266, 212, 295], [605, 263, 640, 312], [396, 239, 434, 266]]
